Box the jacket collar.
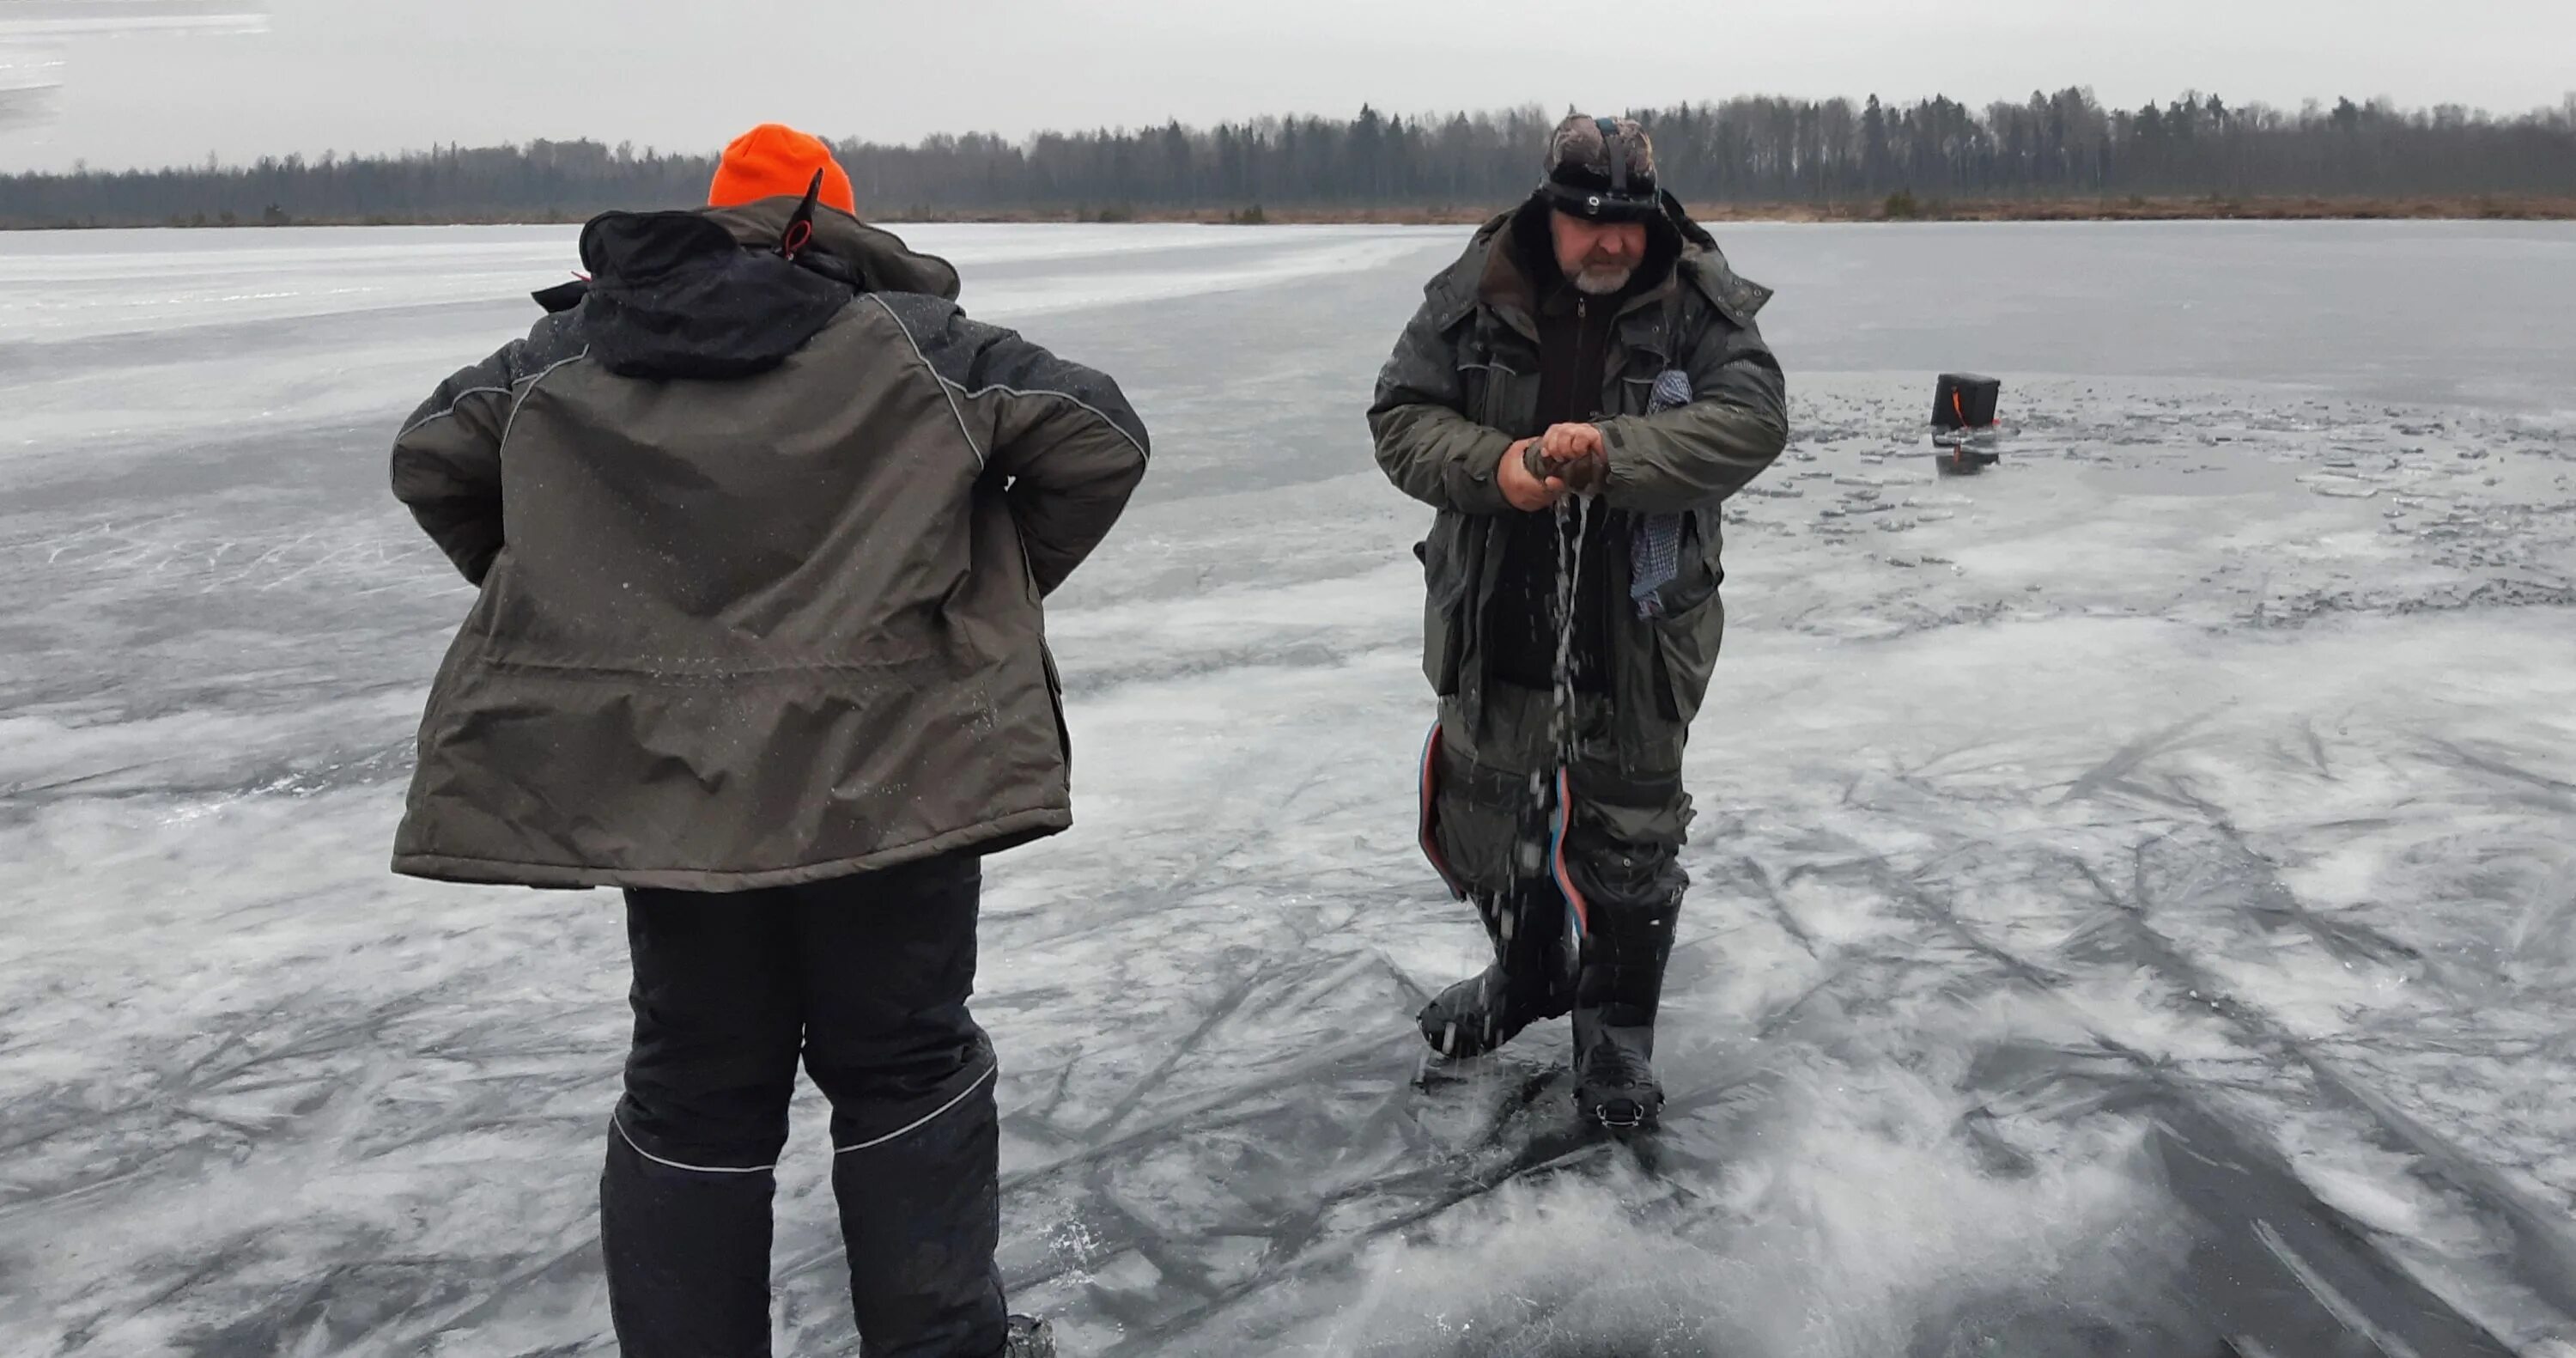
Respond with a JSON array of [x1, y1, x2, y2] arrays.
[[1444, 196, 1680, 344]]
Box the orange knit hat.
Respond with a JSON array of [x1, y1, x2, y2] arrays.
[[708, 124, 856, 216]]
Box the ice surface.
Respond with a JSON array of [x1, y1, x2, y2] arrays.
[[3, 221, 2575, 1356]]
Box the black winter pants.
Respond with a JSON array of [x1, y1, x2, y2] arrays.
[[601, 852, 1005, 1358]]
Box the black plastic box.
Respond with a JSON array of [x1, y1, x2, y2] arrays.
[[1933, 373, 2002, 430]]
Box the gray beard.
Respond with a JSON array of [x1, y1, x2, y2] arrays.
[[1572, 265, 1633, 295]]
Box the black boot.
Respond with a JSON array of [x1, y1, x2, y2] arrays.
[[1418, 884, 1577, 1058], [1571, 890, 1680, 1131], [599, 1121, 783, 1357], [827, 1069, 1007, 1358]]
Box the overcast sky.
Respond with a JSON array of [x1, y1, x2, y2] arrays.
[[5, 0, 2573, 172]]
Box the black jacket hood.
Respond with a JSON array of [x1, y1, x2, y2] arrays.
[[574, 210, 852, 381], [537, 199, 965, 381]]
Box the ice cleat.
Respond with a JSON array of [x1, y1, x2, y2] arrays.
[[1572, 1014, 1664, 1131], [1003, 1314, 1058, 1357]]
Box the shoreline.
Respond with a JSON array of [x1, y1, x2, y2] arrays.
[[1005, 194, 2576, 226], [6, 194, 2573, 230]]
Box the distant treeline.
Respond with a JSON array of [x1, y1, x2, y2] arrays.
[[6, 90, 2576, 227]]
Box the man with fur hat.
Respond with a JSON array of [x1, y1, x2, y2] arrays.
[[388, 123, 1143, 1357], [1370, 113, 1789, 1130]]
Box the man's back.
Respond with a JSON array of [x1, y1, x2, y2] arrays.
[[390, 198, 1149, 891]]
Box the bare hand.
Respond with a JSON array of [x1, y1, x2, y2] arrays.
[[1540, 423, 1608, 493], [1499, 438, 1568, 512]]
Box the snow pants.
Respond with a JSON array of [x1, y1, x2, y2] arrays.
[[601, 852, 1005, 1358], [1419, 683, 1691, 1022]]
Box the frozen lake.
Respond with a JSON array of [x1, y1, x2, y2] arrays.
[[5, 219, 2576, 1356]]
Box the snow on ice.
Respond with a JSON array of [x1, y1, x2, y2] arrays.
[[3, 220, 2575, 1355]]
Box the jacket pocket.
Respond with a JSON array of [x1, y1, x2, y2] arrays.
[[1039, 640, 1072, 772], [1425, 606, 1464, 696], [1650, 594, 1726, 727], [1639, 509, 1725, 620], [1463, 325, 1536, 432], [1419, 512, 1473, 697], [1647, 511, 1726, 723]]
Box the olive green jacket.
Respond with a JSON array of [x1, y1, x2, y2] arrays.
[[1368, 203, 1788, 767]]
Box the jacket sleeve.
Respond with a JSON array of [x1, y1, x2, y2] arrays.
[[1367, 289, 1514, 516], [388, 311, 583, 585], [1591, 303, 1789, 513], [874, 295, 1150, 597]]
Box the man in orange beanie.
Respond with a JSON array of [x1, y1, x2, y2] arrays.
[[389, 123, 1143, 1358]]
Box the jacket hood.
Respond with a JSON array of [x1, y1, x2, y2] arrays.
[[531, 196, 963, 335], [569, 200, 967, 381], [576, 210, 855, 381]]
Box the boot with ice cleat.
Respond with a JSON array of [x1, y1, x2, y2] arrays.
[[1570, 890, 1679, 1132], [1417, 885, 1576, 1058], [1573, 1012, 1663, 1130]]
